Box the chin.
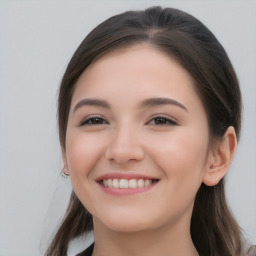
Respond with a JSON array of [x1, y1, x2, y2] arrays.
[[103, 219, 151, 233], [94, 210, 153, 233]]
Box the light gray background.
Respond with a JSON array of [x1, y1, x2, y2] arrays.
[[0, 1, 255, 255]]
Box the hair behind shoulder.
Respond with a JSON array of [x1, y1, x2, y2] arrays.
[[46, 6, 242, 256]]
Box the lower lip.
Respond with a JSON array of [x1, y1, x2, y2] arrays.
[[98, 182, 158, 196]]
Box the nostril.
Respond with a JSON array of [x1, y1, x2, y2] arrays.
[[105, 145, 144, 164]]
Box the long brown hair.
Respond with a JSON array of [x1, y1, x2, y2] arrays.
[[46, 6, 242, 256]]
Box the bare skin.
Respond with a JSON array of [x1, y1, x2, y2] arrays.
[[64, 44, 237, 256]]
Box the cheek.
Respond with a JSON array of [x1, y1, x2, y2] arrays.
[[148, 127, 209, 181], [65, 132, 106, 213], [151, 129, 209, 217], [65, 131, 104, 176]]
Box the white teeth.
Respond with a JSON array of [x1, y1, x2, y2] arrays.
[[145, 179, 152, 187], [107, 179, 112, 188], [112, 179, 119, 188], [137, 179, 144, 188], [101, 178, 157, 189], [119, 179, 129, 188], [128, 179, 137, 188], [103, 179, 108, 187]]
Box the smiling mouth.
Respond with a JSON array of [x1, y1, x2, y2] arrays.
[[99, 178, 159, 189]]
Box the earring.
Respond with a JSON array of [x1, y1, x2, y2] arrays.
[[209, 174, 215, 181], [62, 167, 70, 178]]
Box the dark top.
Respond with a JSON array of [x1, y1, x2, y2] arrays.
[[76, 243, 94, 256], [76, 243, 256, 256]]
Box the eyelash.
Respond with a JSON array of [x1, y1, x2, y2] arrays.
[[79, 116, 109, 126], [79, 115, 178, 127], [146, 116, 178, 126]]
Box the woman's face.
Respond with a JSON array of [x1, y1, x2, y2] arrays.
[[64, 44, 211, 232]]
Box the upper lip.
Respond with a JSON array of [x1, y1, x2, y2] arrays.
[[96, 172, 159, 181]]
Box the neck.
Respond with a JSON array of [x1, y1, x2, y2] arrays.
[[92, 216, 198, 256]]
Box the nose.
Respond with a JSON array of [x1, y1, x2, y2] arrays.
[[104, 124, 144, 164]]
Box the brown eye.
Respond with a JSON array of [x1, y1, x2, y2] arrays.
[[155, 117, 168, 125], [80, 117, 108, 126], [147, 116, 177, 126]]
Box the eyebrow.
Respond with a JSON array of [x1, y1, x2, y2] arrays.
[[73, 97, 188, 113], [141, 97, 188, 112], [73, 98, 110, 112]]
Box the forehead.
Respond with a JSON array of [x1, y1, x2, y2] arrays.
[[71, 43, 208, 124], [69, 44, 210, 137], [71, 44, 204, 112]]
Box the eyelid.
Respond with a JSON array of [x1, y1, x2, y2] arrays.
[[146, 114, 179, 126], [79, 114, 109, 126], [78, 114, 178, 126]]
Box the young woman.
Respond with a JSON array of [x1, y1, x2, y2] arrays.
[[46, 6, 256, 256]]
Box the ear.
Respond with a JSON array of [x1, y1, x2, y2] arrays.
[[203, 126, 237, 186], [62, 148, 70, 175]]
